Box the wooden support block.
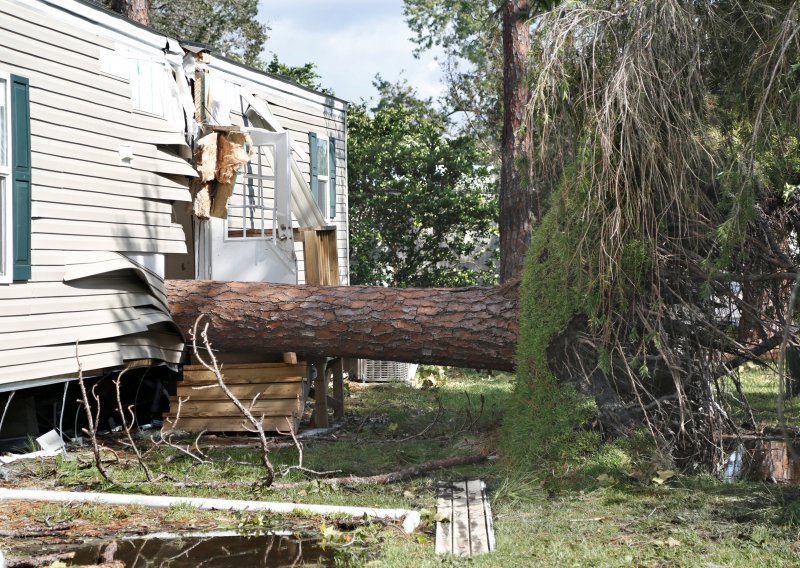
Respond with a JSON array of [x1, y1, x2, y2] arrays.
[[435, 480, 495, 557], [170, 361, 307, 432], [311, 357, 328, 428], [283, 352, 298, 365], [332, 357, 344, 419]]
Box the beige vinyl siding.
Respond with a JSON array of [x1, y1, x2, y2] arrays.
[[0, 0, 190, 390]]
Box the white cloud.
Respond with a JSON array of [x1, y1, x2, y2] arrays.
[[259, 0, 445, 103]]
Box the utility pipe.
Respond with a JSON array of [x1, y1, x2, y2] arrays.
[[0, 488, 421, 533]]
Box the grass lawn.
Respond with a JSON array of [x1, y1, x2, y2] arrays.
[[1, 368, 799, 566]]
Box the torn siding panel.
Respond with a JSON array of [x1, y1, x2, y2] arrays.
[[31, 235, 188, 254], [0, 352, 123, 389]]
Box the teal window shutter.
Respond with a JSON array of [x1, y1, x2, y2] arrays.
[[10, 74, 31, 281], [308, 131, 319, 208], [328, 138, 336, 219]]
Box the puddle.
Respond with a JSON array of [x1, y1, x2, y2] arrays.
[[18, 531, 335, 567], [724, 438, 800, 483]]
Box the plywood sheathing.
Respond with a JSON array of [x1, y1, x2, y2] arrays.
[[209, 131, 252, 219]]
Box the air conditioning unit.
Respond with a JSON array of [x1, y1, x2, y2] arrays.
[[358, 360, 418, 383]]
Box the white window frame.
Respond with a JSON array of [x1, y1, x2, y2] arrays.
[[227, 141, 275, 241], [0, 70, 12, 284], [315, 134, 332, 221], [129, 56, 167, 118]]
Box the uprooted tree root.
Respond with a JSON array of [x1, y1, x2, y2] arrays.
[[511, 0, 800, 473]]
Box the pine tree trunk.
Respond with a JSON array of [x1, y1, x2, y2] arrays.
[[111, 0, 150, 26], [166, 280, 520, 371], [499, 0, 533, 283]]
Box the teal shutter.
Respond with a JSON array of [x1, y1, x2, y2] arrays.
[[10, 75, 31, 281], [328, 138, 336, 219], [308, 132, 319, 209]]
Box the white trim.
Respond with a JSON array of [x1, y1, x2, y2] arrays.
[[314, 133, 333, 222], [0, 71, 12, 285], [213, 58, 349, 114], [16, 0, 167, 54]]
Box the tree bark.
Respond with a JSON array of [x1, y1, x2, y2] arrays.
[[111, 0, 150, 26], [499, 0, 533, 283], [166, 280, 519, 371]]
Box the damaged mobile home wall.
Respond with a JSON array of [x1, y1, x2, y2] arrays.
[[197, 56, 350, 286], [0, 0, 350, 395], [0, 0, 194, 390]]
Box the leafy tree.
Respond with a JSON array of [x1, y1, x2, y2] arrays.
[[349, 81, 498, 288], [264, 55, 332, 95], [149, 0, 267, 66], [104, 0, 268, 66], [506, 0, 800, 473]]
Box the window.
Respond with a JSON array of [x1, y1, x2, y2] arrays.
[[227, 141, 276, 240], [308, 132, 336, 221], [0, 72, 11, 283], [0, 72, 31, 284], [129, 58, 166, 117]]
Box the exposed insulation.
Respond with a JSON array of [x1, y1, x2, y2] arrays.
[[209, 131, 252, 219], [216, 131, 250, 184], [192, 180, 212, 219], [195, 132, 218, 182]]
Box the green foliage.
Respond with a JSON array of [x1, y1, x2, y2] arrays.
[[501, 194, 601, 480], [348, 80, 498, 287], [264, 55, 332, 95], [148, 0, 267, 66], [403, 1, 559, 144]]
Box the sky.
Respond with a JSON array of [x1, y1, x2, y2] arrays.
[[258, 0, 446, 104]]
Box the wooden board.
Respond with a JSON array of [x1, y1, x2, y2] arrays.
[[435, 480, 495, 557], [175, 382, 303, 401], [182, 364, 307, 383], [166, 398, 302, 416], [167, 362, 307, 432]]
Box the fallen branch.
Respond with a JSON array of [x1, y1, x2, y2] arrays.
[[75, 342, 112, 483], [191, 316, 275, 485], [0, 524, 74, 538], [276, 416, 342, 478], [4, 552, 76, 567], [271, 453, 489, 489]]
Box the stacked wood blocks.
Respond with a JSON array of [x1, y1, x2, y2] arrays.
[[164, 362, 307, 433]]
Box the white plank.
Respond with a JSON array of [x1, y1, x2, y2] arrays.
[[0, 279, 151, 300], [0, 317, 148, 350], [0, 341, 122, 367], [0, 307, 139, 334], [435, 481, 454, 556], [435, 480, 495, 557], [0, 292, 153, 317], [0, 352, 123, 384]]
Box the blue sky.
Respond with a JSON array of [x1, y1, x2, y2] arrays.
[[258, 0, 445, 103]]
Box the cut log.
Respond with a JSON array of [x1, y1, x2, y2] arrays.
[[165, 280, 519, 371]]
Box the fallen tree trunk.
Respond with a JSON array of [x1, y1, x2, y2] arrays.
[[165, 280, 519, 371]]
